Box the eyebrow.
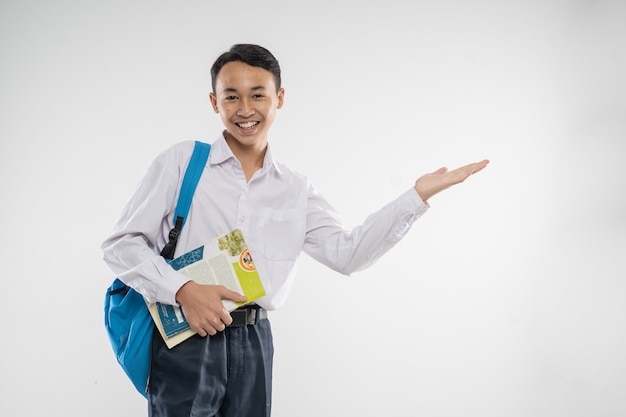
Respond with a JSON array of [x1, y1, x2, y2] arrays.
[[221, 85, 267, 94]]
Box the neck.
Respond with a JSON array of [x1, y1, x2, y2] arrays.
[[223, 131, 267, 181]]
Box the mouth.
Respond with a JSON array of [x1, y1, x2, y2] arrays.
[[235, 121, 260, 130]]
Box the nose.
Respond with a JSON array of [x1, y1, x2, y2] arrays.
[[237, 97, 255, 117]]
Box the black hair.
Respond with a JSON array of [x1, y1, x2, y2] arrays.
[[211, 44, 282, 93]]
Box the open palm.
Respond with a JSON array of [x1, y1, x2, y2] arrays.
[[414, 160, 489, 202]]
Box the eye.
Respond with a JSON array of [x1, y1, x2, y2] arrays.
[[252, 94, 264, 99], [225, 95, 238, 101]]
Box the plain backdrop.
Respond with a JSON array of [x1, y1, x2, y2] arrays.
[[1, 1, 625, 416]]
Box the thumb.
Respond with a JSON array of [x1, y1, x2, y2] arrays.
[[433, 167, 448, 175]]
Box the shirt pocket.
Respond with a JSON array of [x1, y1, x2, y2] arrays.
[[252, 207, 306, 261]]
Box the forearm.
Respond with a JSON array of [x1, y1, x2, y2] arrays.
[[102, 235, 189, 305], [304, 188, 428, 275]]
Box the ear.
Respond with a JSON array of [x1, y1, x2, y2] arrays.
[[209, 92, 219, 113], [276, 88, 285, 109]]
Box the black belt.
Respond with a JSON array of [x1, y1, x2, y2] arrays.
[[228, 304, 267, 327]]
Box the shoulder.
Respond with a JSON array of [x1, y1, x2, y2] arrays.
[[159, 140, 197, 160], [152, 141, 198, 169], [274, 160, 309, 185]]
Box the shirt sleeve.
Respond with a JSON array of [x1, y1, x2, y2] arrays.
[[100, 144, 193, 305], [303, 186, 429, 275]]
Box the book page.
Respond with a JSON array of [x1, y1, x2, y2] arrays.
[[206, 252, 241, 292]]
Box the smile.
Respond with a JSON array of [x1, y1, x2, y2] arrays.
[[236, 121, 259, 129]]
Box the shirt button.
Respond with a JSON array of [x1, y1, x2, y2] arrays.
[[239, 216, 246, 223]]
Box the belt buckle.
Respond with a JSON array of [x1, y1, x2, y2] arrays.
[[230, 307, 260, 327], [229, 309, 248, 327]]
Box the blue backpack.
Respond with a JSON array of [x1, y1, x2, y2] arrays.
[[104, 141, 211, 398]]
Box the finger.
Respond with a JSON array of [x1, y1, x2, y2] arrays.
[[469, 159, 489, 175], [452, 160, 488, 179], [214, 321, 226, 333], [192, 315, 224, 336], [198, 308, 228, 333], [217, 286, 248, 303], [216, 307, 233, 327], [189, 319, 212, 337], [204, 320, 223, 335], [222, 311, 234, 326]]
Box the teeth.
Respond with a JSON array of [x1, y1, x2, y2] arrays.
[[238, 121, 258, 129]]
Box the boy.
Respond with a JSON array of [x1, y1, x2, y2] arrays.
[[102, 44, 488, 417]]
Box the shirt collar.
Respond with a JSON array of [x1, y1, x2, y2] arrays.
[[210, 132, 285, 176]]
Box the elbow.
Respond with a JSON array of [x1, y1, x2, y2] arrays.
[[330, 256, 374, 276]]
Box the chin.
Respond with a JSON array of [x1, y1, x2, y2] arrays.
[[227, 131, 266, 148]]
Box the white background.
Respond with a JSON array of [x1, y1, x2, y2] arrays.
[[1, 1, 625, 416]]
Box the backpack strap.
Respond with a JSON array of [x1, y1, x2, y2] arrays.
[[160, 141, 211, 260]]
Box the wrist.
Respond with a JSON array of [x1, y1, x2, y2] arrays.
[[175, 280, 195, 305]]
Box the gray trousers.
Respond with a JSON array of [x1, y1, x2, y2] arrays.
[[148, 319, 273, 417]]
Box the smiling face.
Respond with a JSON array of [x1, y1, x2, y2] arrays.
[[210, 61, 285, 155]]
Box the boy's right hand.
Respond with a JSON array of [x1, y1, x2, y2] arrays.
[[175, 281, 247, 336]]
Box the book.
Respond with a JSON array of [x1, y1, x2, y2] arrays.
[[148, 228, 266, 348]]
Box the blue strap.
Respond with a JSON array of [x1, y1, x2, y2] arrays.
[[174, 141, 211, 227], [160, 141, 210, 260]]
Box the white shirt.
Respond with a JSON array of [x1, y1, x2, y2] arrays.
[[101, 135, 429, 310]]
